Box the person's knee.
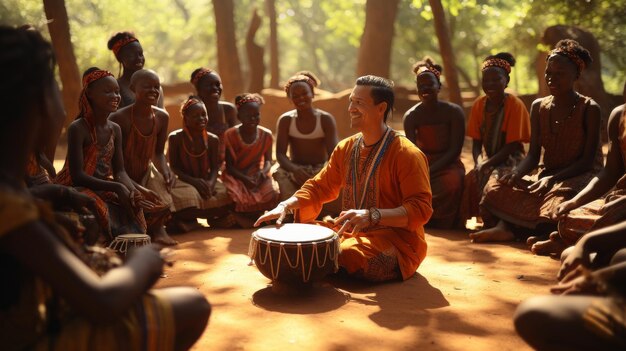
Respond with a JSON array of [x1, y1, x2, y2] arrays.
[[560, 246, 575, 263], [514, 296, 554, 338], [176, 287, 211, 325], [610, 248, 626, 265]]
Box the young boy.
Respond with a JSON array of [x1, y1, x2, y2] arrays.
[[108, 69, 176, 245]]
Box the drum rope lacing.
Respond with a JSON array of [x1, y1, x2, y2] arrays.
[[248, 236, 340, 282]]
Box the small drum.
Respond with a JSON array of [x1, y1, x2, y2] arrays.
[[249, 223, 339, 288], [108, 233, 151, 256]]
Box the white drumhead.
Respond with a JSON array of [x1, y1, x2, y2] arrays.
[[254, 223, 336, 243]]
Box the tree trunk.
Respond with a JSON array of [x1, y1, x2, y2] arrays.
[[265, 0, 279, 88], [429, 0, 463, 108], [245, 8, 265, 93], [355, 0, 400, 79], [212, 0, 244, 100], [43, 0, 81, 160]]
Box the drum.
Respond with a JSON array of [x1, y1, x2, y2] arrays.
[[249, 223, 339, 288], [108, 233, 151, 256]]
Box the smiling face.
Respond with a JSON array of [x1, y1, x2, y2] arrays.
[[131, 71, 160, 106], [416, 72, 440, 103], [117, 41, 145, 72], [545, 54, 578, 96], [288, 81, 314, 110], [196, 72, 223, 103], [87, 76, 121, 114], [481, 67, 508, 100], [184, 103, 208, 132], [237, 102, 261, 128], [348, 85, 385, 131]]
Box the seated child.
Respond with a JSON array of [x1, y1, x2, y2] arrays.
[[221, 93, 280, 226], [167, 96, 234, 231], [108, 69, 176, 245], [56, 68, 149, 240]]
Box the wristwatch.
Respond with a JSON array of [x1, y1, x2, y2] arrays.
[[369, 207, 381, 226]]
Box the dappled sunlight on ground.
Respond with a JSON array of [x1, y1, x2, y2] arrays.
[[155, 225, 560, 350]]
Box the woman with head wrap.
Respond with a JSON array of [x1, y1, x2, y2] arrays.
[[470, 40, 602, 245], [403, 57, 466, 228], [459, 52, 531, 228]]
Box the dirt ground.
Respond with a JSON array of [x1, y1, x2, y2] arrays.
[[54, 135, 561, 350], [155, 226, 560, 351]]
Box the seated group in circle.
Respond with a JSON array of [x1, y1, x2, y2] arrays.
[[5, 24, 626, 350]]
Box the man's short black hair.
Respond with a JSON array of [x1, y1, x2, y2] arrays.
[[356, 75, 394, 122]]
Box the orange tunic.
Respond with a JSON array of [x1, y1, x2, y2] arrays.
[[460, 94, 530, 225], [221, 126, 279, 212], [294, 130, 432, 280], [481, 95, 602, 230]]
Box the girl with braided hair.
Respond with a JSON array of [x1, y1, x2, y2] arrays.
[[471, 41, 603, 244], [190, 67, 238, 165], [403, 57, 465, 228], [273, 71, 340, 215], [0, 25, 209, 351], [166, 96, 234, 231], [221, 93, 279, 226], [107, 31, 164, 108]]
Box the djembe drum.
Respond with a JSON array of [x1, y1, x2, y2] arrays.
[[249, 223, 339, 291], [108, 233, 151, 256]]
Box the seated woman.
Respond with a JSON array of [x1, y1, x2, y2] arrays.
[[532, 82, 626, 256], [56, 68, 150, 241], [403, 57, 465, 228], [515, 221, 626, 351], [470, 40, 602, 243], [459, 53, 530, 227], [107, 31, 164, 108], [167, 96, 234, 231], [273, 71, 339, 215], [0, 25, 209, 351], [108, 69, 176, 245], [221, 93, 280, 227], [190, 67, 238, 165]]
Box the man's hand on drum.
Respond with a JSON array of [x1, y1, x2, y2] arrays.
[[335, 209, 370, 236], [254, 201, 292, 227]]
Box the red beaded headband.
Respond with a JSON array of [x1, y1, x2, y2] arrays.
[[191, 68, 215, 86], [481, 58, 511, 74], [111, 37, 138, 55]]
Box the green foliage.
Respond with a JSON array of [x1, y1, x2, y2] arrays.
[[1, 0, 624, 94]]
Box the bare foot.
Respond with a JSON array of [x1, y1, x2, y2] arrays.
[[526, 235, 546, 246], [531, 232, 567, 256], [151, 227, 178, 246], [177, 219, 203, 233], [469, 221, 515, 243]]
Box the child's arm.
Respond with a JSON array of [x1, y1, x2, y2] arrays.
[[67, 120, 125, 195], [152, 109, 175, 190]]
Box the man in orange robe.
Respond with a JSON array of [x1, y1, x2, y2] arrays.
[[256, 76, 432, 282]]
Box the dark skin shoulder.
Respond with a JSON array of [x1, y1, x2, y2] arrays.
[[108, 105, 133, 140], [1, 218, 163, 324], [403, 101, 465, 174], [220, 101, 238, 127], [319, 110, 339, 155]]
